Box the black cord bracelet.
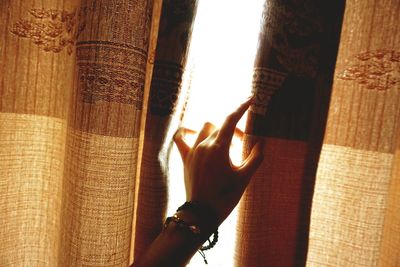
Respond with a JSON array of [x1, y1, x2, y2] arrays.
[[177, 201, 219, 264], [177, 201, 219, 226], [199, 229, 218, 251]]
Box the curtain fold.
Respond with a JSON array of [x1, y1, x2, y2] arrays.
[[59, 0, 153, 265], [235, 0, 345, 266], [379, 123, 400, 266], [307, 0, 400, 266], [133, 0, 198, 258], [0, 0, 78, 265]]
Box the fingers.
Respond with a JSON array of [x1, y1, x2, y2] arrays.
[[216, 97, 253, 147], [236, 141, 264, 188], [193, 122, 216, 147], [208, 128, 219, 141], [173, 128, 191, 161], [234, 128, 244, 140], [181, 128, 197, 135]]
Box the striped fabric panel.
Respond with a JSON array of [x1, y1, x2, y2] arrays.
[[236, 0, 345, 266], [0, 0, 77, 265], [308, 0, 400, 266]]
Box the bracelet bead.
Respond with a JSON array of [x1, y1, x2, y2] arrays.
[[164, 214, 201, 235], [163, 202, 220, 265]]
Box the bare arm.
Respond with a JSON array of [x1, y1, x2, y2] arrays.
[[132, 97, 264, 267]]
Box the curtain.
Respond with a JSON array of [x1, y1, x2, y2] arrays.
[[133, 0, 198, 258], [1, 0, 81, 265], [0, 0, 198, 265], [0, 1, 399, 267], [235, 1, 346, 266], [1, 0, 154, 265], [235, 0, 400, 266], [307, 0, 400, 266]]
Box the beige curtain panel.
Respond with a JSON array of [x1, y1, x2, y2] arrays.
[[0, 0, 399, 267]]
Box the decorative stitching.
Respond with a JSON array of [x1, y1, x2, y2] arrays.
[[260, 0, 323, 78], [146, 0, 197, 116], [250, 68, 287, 115], [10, 9, 79, 54], [74, 1, 151, 107], [149, 61, 184, 116], [338, 49, 400, 91], [77, 42, 147, 107]]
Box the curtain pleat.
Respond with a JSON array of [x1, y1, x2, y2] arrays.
[[0, 0, 78, 265], [133, 0, 198, 258], [379, 124, 400, 266], [235, 1, 345, 266], [59, 0, 153, 265], [307, 0, 400, 266]]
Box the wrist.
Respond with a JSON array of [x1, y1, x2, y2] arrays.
[[161, 202, 220, 265], [178, 201, 220, 231], [174, 210, 214, 241]]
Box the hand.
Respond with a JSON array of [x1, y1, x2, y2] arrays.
[[173, 97, 264, 227]]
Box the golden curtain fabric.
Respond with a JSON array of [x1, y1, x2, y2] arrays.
[[0, 0, 154, 265], [236, 0, 400, 266], [60, 0, 153, 265], [235, 1, 345, 266], [0, 0, 199, 265], [307, 0, 400, 266], [1, 0, 80, 265]]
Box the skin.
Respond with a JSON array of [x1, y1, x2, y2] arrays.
[[132, 97, 264, 267]]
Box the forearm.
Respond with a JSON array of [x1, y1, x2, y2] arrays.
[[132, 210, 215, 267], [133, 97, 262, 267]]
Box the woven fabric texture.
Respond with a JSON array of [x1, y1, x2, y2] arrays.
[[236, 0, 345, 266], [307, 0, 400, 266], [60, 0, 154, 265], [0, 0, 77, 265], [236, 0, 400, 266], [236, 137, 308, 266], [379, 130, 400, 266], [0, 113, 66, 266], [308, 145, 393, 266]]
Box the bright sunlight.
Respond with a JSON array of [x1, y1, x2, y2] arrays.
[[166, 1, 264, 266]]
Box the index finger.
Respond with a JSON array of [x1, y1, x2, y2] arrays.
[[216, 96, 253, 146], [173, 127, 196, 161]]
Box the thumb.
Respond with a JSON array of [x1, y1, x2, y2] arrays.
[[236, 141, 264, 187]]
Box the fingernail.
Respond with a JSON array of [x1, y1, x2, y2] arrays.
[[173, 128, 182, 138]]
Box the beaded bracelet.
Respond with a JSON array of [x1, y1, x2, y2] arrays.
[[177, 202, 219, 249], [178, 201, 219, 264], [164, 214, 201, 235], [163, 202, 219, 264]]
